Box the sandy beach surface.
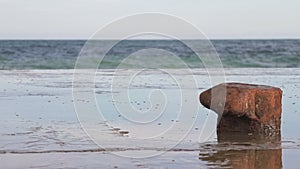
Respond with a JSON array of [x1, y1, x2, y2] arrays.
[[1, 68, 300, 168]]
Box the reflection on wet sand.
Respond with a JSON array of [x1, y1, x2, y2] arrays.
[[199, 133, 282, 169], [200, 148, 282, 169]]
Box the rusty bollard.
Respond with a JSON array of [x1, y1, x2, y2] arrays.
[[200, 83, 283, 136]]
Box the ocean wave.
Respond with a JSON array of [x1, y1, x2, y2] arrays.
[[0, 40, 300, 69]]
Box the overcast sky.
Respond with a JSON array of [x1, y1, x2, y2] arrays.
[[0, 0, 299, 39]]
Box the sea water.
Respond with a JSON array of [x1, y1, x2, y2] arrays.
[[0, 40, 300, 69], [0, 40, 300, 168]]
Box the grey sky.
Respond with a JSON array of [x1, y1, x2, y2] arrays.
[[0, 0, 299, 39]]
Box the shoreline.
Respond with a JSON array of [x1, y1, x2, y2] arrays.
[[0, 68, 299, 168]]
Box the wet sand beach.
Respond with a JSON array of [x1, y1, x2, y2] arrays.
[[1, 68, 300, 168]]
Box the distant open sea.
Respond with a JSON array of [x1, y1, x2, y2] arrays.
[[0, 40, 300, 69]]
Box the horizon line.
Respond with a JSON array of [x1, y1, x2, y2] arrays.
[[0, 37, 300, 41]]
